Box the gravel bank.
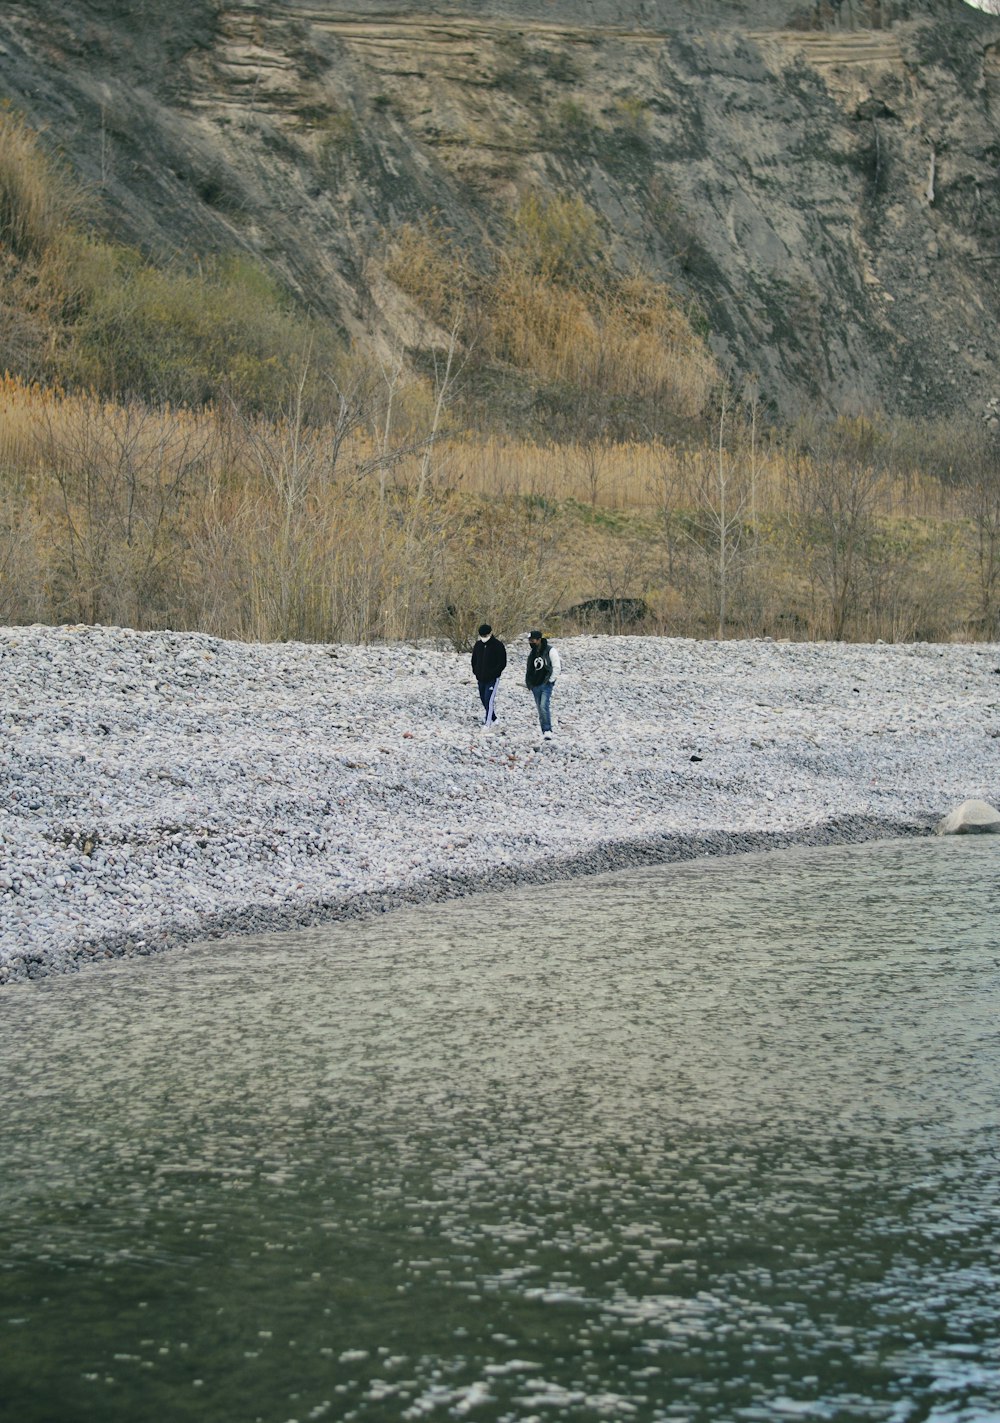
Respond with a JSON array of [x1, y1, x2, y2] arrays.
[[2, 624, 999, 986]]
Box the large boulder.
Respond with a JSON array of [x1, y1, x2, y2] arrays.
[[936, 799, 1000, 835]]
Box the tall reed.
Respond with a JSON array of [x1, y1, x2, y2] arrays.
[[0, 376, 990, 645]]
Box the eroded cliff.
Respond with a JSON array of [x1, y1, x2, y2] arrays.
[[1, 0, 997, 421]]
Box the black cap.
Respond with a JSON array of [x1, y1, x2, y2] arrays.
[[478, 623, 492, 636], [529, 629, 542, 640]]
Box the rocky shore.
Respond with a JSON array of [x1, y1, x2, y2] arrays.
[[2, 623, 999, 986]]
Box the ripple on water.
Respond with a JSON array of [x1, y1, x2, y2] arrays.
[[1, 837, 999, 1422]]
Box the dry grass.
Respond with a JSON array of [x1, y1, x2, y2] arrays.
[[0, 377, 976, 526], [0, 106, 80, 260], [0, 108, 987, 645], [416, 430, 968, 521], [383, 199, 719, 429], [0, 106, 342, 414], [0, 375, 992, 646]]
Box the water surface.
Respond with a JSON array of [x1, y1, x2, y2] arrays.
[[2, 837, 999, 1422]]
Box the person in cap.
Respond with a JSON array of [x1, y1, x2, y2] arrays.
[[525, 629, 561, 740], [471, 622, 507, 728]]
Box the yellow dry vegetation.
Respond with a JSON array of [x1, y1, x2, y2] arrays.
[[384, 198, 718, 425], [0, 110, 993, 647], [0, 375, 992, 646], [0, 105, 80, 260]]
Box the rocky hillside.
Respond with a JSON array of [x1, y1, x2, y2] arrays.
[[1, 0, 998, 424]]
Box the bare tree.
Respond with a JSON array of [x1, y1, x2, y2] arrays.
[[375, 340, 405, 505], [789, 426, 887, 640], [39, 399, 208, 626], [414, 319, 463, 503], [226, 345, 450, 640], [560, 388, 619, 507], [645, 438, 688, 588], [958, 431, 1000, 635], [439, 495, 566, 650], [686, 386, 749, 638], [742, 374, 764, 545], [585, 537, 652, 631]]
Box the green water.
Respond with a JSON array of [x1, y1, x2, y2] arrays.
[[1, 838, 999, 1422]]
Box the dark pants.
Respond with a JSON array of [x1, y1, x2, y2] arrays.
[[478, 678, 500, 724]]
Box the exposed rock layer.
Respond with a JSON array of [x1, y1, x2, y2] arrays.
[[1, 0, 998, 420]]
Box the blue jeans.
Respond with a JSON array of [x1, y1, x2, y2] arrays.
[[531, 681, 552, 733], [478, 678, 500, 724]]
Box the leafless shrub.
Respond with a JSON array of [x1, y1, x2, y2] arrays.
[[950, 425, 1000, 636], [438, 496, 567, 650], [0, 494, 46, 623], [36, 398, 211, 627], [786, 419, 889, 639]]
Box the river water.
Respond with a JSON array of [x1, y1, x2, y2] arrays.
[[1, 837, 999, 1423]]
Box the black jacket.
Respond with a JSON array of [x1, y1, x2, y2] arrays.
[[472, 635, 507, 682], [525, 639, 552, 688]]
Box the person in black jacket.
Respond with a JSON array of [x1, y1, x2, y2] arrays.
[[471, 623, 507, 727], [525, 629, 561, 739]]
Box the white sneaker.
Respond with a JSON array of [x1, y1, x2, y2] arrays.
[[543, 730, 553, 740]]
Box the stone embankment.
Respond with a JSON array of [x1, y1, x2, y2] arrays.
[[2, 623, 999, 986]]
